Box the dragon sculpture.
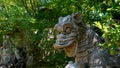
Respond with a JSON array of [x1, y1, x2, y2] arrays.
[[53, 13, 120, 68]]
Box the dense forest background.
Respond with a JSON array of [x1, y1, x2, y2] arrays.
[[0, 0, 120, 68]]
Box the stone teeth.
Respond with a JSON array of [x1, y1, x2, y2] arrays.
[[56, 37, 74, 43]]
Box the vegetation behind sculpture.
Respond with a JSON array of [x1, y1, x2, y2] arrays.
[[0, 0, 120, 67]]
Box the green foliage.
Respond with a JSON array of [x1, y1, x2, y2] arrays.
[[0, 0, 120, 67]]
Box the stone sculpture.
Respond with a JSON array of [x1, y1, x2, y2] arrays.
[[0, 35, 16, 68], [53, 13, 120, 68], [0, 35, 27, 68]]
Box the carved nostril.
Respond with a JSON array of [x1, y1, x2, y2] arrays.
[[54, 24, 63, 33]]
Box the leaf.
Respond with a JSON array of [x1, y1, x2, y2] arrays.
[[94, 21, 102, 29]]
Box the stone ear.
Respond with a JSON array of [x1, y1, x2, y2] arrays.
[[72, 13, 82, 24]]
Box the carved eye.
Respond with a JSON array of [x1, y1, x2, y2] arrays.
[[63, 23, 73, 34], [65, 27, 72, 34]]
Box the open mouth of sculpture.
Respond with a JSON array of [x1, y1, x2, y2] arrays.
[[54, 37, 75, 48], [53, 33, 78, 57], [54, 33, 77, 49]]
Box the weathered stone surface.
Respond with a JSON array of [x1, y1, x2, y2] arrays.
[[0, 35, 27, 68], [0, 35, 15, 64], [54, 13, 120, 68]]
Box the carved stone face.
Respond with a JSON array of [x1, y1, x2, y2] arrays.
[[54, 13, 84, 57]]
